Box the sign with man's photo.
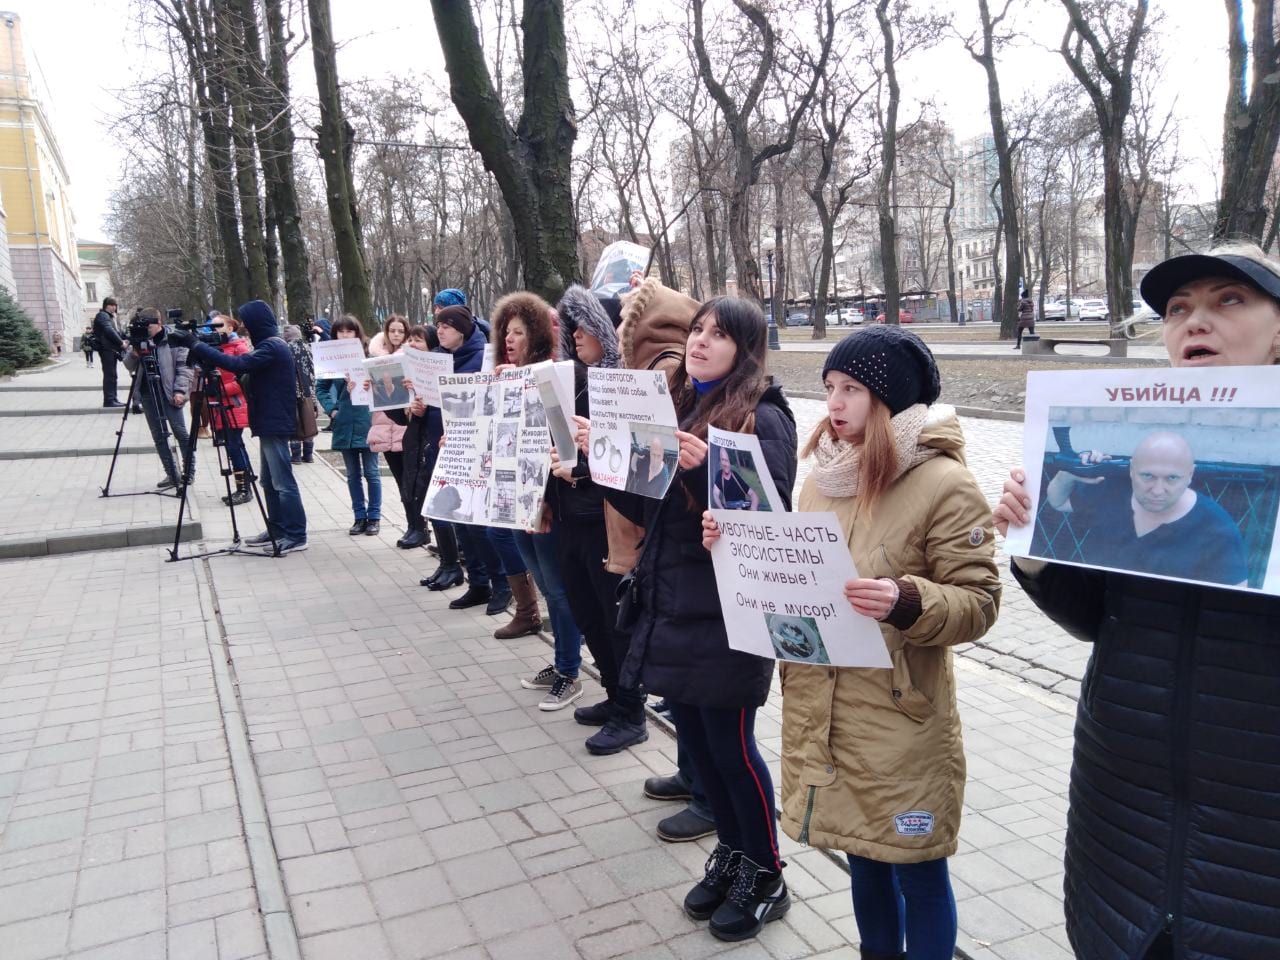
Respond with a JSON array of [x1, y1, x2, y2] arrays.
[[1007, 367, 1280, 595], [586, 368, 679, 498]]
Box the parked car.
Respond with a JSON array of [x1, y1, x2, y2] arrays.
[[785, 311, 812, 327], [824, 309, 865, 326], [1132, 298, 1159, 322], [1078, 298, 1109, 321], [898, 308, 915, 323], [1042, 299, 1080, 321]]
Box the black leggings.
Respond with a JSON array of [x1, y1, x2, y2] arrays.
[[383, 451, 405, 499], [556, 520, 643, 721], [666, 701, 780, 870]]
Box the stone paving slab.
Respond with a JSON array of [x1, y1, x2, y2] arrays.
[[0, 358, 1085, 959]]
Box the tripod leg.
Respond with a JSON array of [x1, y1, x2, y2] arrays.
[[100, 373, 141, 496]]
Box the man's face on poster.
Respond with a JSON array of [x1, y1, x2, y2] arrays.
[[1129, 442, 1194, 515], [719, 448, 732, 477]]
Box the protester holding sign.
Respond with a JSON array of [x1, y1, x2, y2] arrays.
[[490, 291, 583, 707], [317, 318, 381, 536], [419, 306, 486, 592], [764, 326, 999, 960], [588, 296, 798, 942], [366, 315, 410, 505], [550, 286, 648, 751], [389, 325, 440, 550], [993, 244, 1280, 960]]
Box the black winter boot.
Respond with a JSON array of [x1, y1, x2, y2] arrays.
[[448, 582, 491, 609], [684, 844, 741, 921], [422, 562, 463, 590], [708, 855, 789, 941], [485, 578, 512, 615]]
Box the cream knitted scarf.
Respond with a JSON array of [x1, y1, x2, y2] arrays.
[[810, 403, 939, 498]]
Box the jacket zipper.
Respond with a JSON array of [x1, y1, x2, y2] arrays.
[[797, 786, 816, 844], [1164, 592, 1199, 947]]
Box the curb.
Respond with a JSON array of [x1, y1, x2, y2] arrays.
[[0, 446, 153, 460], [11, 358, 72, 377], [0, 383, 101, 392], [195, 560, 302, 960], [0, 520, 204, 559], [0, 407, 119, 417]]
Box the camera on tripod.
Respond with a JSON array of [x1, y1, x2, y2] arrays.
[[169, 308, 226, 348]]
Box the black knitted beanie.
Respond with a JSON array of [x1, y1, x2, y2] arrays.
[[821, 325, 941, 415]]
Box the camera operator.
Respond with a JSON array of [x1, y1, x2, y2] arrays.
[[93, 297, 125, 407], [169, 299, 309, 554], [122, 308, 195, 490]]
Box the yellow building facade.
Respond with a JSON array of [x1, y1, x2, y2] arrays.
[[0, 11, 82, 349]]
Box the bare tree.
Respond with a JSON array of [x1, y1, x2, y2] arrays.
[[691, 0, 835, 303], [874, 0, 902, 324], [309, 0, 375, 325], [429, 0, 580, 302], [1059, 0, 1149, 335], [967, 0, 1022, 339]]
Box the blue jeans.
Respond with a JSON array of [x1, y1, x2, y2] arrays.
[[219, 428, 250, 472], [846, 854, 957, 960], [486, 527, 526, 577], [340, 448, 382, 521], [140, 391, 192, 484], [258, 435, 307, 542], [675, 732, 715, 823], [515, 528, 581, 678]]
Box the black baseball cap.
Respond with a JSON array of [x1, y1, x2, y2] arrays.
[[1139, 253, 1280, 317]]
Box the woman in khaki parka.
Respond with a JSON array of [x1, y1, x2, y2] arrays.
[[779, 327, 999, 960]]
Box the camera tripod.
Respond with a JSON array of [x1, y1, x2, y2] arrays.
[[100, 345, 181, 499], [167, 359, 281, 562]]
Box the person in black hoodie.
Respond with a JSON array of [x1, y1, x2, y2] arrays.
[[172, 299, 309, 553], [551, 285, 648, 751], [585, 296, 798, 943]]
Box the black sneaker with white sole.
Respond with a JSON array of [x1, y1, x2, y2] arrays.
[[684, 843, 741, 920], [708, 856, 789, 941]]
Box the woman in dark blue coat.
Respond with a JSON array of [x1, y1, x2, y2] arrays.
[[995, 245, 1280, 960]]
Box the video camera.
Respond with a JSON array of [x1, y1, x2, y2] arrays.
[[169, 308, 226, 348]]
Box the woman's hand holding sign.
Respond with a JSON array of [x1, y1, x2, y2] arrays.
[[701, 510, 721, 551], [676, 430, 708, 470], [845, 577, 900, 622], [550, 448, 575, 482], [573, 415, 591, 455]]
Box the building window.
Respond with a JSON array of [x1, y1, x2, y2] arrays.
[[85, 282, 97, 303]]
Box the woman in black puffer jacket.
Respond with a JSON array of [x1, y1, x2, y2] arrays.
[[994, 244, 1280, 960], [593, 296, 798, 944], [550, 285, 648, 757]]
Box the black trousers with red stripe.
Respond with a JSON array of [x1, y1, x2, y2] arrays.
[[665, 702, 780, 872]]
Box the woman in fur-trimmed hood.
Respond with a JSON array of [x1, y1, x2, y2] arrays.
[[617, 277, 700, 383], [491, 291, 556, 367]]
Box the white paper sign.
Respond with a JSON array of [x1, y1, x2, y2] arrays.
[[400, 346, 453, 407], [312, 338, 367, 380], [1007, 366, 1280, 595], [707, 426, 784, 512], [590, 240, 651, 294], [586, 368, 679, 498], [533, 360, 578, 464], [425, 369, 551, 529], [709, 511, 890, 668], [362, 356, 412, 412]]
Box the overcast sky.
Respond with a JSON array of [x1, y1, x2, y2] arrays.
[[20, 0, 1233, 244]]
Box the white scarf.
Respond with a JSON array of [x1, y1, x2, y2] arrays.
[[809, 403, 939, 498]]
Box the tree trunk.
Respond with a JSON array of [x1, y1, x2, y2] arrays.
[[309, 0, 375, 325], [1216, 0, 1280, 242], [772, 178, 786, 327], [259, 0, 314, 323], [876, 0, 900, 326], [942, 174, 957, 323], [429, 0, 579, 303]]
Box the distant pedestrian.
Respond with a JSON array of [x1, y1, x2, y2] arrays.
[[82, 325, 95, 366], [93, 297, 125, 406], [1015, 291, 1035, 348]]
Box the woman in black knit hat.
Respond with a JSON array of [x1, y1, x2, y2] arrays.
[[705, 324, 1002, 960]]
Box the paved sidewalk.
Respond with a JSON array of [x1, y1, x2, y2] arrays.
[[0, 360, 1081, 959]]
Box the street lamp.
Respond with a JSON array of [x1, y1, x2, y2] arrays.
[[763, 240, 780, 351]]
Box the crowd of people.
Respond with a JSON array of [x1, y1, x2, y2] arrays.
[[106, 242, 1278, 960]]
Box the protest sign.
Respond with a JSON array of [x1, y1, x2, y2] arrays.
[[586, 368, 679, 498], [590, 240, 651, 296], [707, 426, 783, 512], [709, 511, 890, 668], [532, 360, 577, 464], [425, 369, 550, 529], [363, 356, 411, 412], [399, 346, 453, 406], [312, 338, 366, 380], [1006, 366, 1280, 595]]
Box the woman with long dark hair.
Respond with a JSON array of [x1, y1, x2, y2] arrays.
[[585, 296, 798, 942]]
